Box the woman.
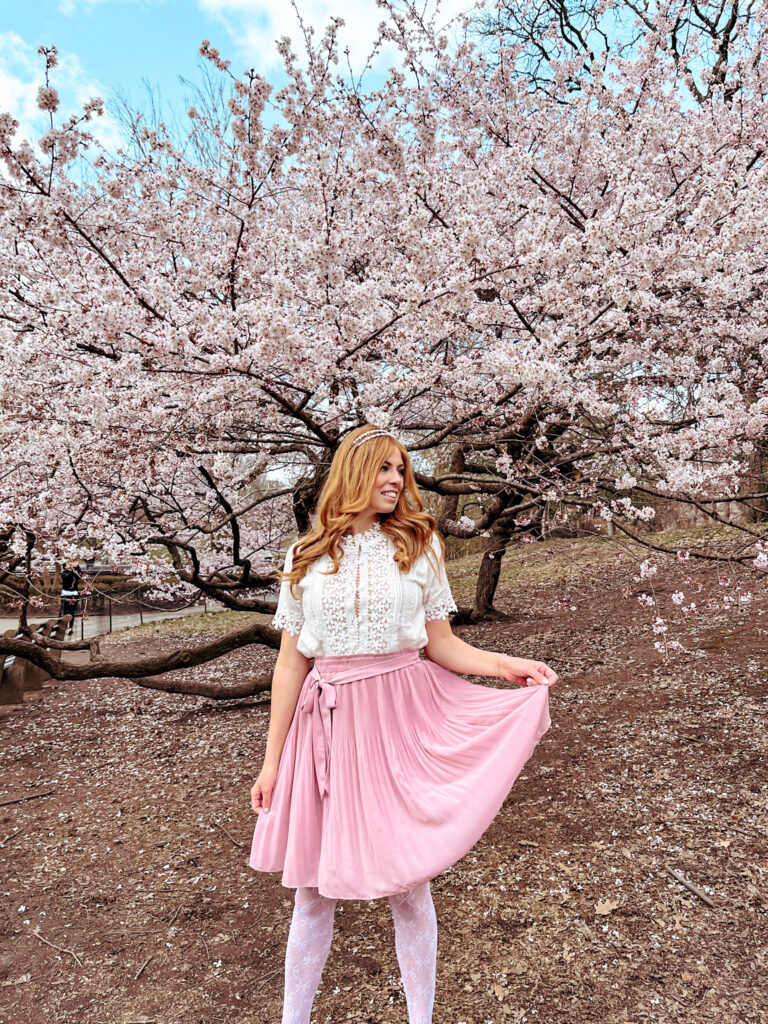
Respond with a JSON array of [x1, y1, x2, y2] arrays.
[[59, 560, 82, 635], [249, 424, 557, 1024]]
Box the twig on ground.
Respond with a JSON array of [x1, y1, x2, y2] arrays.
[[664, 864, 716, 908], [212, 818, 244, 848], [0, 788, 56, 807], [32, 926, 84, 966], [168, 903, 184, 927], [134, 954, 153, 980], [253, 965, 284, 985]]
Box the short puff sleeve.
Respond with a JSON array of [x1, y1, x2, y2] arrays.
[[423, 533, 458, 621], [272, 542, 305, 637]]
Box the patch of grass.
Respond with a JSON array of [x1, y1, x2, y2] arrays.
[[444, 533, 621, 595], [446, 522, 747, 596], [102, 607, 269, 646]]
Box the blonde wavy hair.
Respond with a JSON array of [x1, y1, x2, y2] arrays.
[[277, 424, 446, 598]]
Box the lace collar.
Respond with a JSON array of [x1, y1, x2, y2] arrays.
[[340, 518, 384, 549]]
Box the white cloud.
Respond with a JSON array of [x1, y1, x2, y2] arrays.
[[0, 33, 42, 142], [0, 31, 123, 154], [197, 0, 484, 78]]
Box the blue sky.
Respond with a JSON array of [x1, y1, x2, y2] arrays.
[[1, 0, 480, 151]]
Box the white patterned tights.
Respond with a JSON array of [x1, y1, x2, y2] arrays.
[[280, 881, 438, 1024]]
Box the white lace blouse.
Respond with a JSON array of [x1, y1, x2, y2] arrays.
[[271, 520, 458, 658]]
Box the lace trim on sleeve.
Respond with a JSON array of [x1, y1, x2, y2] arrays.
[[422, 531, 457, 621], [272, 541, 305, 636], [424, 596, 458, 621], [272, 611, 304, 636]]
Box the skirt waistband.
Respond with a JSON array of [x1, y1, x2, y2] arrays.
[[310, 647, 421, 685]]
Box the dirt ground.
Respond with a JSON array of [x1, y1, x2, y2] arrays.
[[1, 529, 766, 1024]]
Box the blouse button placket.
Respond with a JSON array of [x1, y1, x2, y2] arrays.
[[322, 520, 392, 655], [354, 541, 361, 648]]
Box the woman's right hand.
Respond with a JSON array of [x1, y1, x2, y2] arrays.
[[251, 764, 278, 815]]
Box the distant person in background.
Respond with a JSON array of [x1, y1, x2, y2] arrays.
[[60, 560, 82, 635]]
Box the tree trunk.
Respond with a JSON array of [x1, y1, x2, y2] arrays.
[[293, 438, 337, 535], [745, 439, 768, 523], [472, 514, 518, 619], [441, 443, 465, 523]]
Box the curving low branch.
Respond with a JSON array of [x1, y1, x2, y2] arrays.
[[0, 619, 280, 682], [134, 670, 274, 699]]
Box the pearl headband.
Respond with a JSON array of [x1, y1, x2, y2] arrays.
[[350, 428, 398, 450]]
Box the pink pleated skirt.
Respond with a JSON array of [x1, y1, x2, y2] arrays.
[[248, 647, 551, 900]]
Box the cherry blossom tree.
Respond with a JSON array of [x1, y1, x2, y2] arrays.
[[478, 0, 759, 105], [0, 1, 766, 687]]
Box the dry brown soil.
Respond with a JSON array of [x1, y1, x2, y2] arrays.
[[1, 530, 766, 1024]]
